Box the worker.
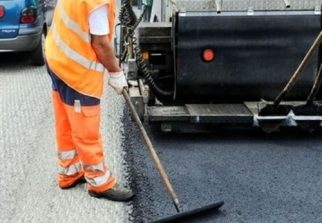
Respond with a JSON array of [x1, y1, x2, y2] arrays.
[[44, 0, 134, 202]]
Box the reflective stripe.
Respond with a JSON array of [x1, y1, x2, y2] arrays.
[[57, 149, 77, 160], [59, 162, 82, 176], [86, 171, 111, 186], [51, 24, 108, 75], [60, 7, 91, 43], [83, 161, 105, 172]]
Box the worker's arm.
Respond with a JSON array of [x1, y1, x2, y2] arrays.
[[91, 35, 128, 94], [89, 5, 127, 94], [91, 35, 121, 73]]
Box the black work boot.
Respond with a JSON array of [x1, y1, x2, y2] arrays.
[[60, 176, 87, 190], [88, 184, 134, 202]]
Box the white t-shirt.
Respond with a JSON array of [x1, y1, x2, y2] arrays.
[[89, 4, 110, 35]]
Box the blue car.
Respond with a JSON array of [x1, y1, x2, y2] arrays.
[[0, 0, 55, 65]]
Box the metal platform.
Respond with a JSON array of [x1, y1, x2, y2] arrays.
[[147, 104, 253, 125], [186, 104, 253, 124], [146, 103, 322, 129]]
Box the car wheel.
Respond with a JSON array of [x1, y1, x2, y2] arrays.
[[31, 29, 46, 66]]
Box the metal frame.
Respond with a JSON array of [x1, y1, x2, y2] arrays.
[[128, 83, 322, 129]]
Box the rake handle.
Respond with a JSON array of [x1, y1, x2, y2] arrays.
[[274, 31, 322, 107], [122, 89, 183, 213], [307, 62, 322, 104]]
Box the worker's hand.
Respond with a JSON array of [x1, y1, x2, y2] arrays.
[[108, 71, 128, 95]]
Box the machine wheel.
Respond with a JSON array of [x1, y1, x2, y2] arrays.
[[31, 28, 46, 66]]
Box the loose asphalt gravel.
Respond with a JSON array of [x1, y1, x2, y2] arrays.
[[0, 53, 132, 223]]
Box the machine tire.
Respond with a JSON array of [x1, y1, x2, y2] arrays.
[[31, 28, 46, 66]]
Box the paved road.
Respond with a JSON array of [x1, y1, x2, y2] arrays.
[[125, 115, 322, 222], [0, 53, 132, 223]]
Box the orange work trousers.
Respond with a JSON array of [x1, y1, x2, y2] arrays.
[[52, 91, 116, 192]]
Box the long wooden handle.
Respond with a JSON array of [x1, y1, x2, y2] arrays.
[[122, 89, 182, 213], [307, 62, 322, 104], [274, 31, 322, 106]]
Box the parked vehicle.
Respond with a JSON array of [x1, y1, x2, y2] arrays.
[[0, 0, 56, 65]]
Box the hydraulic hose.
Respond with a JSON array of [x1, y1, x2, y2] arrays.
[[134, 40, 173, 98], [119, 0, 173, 99], [119, 0, 137, 26]]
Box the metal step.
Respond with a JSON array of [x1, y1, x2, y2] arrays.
[[186, 104, 253, 124], [147, 104, 253, 124], [146, 102, 322, 132]]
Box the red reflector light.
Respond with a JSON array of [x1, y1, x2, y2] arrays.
[[202, 49, 215, 62], [0, 6, 5, 18]]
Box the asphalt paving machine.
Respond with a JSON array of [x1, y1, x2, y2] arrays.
[[120, 0, 322, 133]]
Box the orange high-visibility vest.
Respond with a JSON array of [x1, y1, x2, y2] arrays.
[[45, 0, 116, 98]]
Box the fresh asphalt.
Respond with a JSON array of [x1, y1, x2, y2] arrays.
[[124, 110, 322, 223]]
